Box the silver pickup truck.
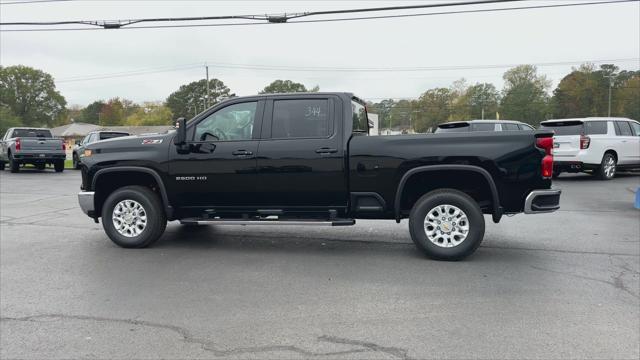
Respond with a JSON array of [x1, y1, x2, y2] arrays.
[[0, 127, 67, 173]]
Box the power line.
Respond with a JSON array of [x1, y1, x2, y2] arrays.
[[0, 0, 73, 5], [54, 57, 639, 83], [1, 0, 637, 32]]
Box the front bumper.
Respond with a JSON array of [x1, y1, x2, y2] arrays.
[[78, 191, 95, 217], [524, 189, 561, 214]]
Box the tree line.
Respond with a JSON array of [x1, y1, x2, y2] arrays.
[[1, 63, 638, 135], [368, 64, 640, 133]]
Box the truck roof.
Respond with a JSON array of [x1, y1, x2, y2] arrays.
[[542, 117, 637, 124]]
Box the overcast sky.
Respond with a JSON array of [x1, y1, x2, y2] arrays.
[[1, 0, 639, 106]]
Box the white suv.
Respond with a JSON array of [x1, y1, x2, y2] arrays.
[[540, 118, 640, 180]]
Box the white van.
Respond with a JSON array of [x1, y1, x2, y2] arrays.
[[540, 118, 640, 180]]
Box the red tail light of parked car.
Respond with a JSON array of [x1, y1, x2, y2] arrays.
[[536, 136, 554, 178]]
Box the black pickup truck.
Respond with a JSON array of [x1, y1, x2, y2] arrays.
[[78, 92, 560, 260]]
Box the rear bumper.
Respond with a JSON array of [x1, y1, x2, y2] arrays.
[[554, 161, 598, 173], [524, 189, 561, 214], [78, 191, 95, 217], [13, 152, 66, 162]]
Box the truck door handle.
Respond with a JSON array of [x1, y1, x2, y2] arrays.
[[315, 147, 337, 154], [232, 150, 253, 156]]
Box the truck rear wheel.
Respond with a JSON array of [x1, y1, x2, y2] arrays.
[[9, 153, 20, 173], [597, 153, 616, 180], [408, 189, 485, 261], [101, 185, 167, 248], [54, 160, 64, 172]]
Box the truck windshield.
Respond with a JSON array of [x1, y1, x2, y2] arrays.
[[12, 129, 52, 138], [351, 99, 369, 134]]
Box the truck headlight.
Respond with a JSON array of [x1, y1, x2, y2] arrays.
[[83, 149, 93, 158]]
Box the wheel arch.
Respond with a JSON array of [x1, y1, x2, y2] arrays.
[[603, 149, 618, 161], [394, 165, 502, 223], [92, 166, 174, 220]]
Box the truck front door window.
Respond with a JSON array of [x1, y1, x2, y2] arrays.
[[194, 102, 257, 141]]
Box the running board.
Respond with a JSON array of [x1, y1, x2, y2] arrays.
[[180, 218, 355, 226]]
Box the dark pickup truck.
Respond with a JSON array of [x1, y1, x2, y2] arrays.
[[78, 92, 560, 260]]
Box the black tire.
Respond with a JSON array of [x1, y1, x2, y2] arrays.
[[54, 160, 64, 173], [73, 153, 81, 170], [408, 189, 485, 261], [597, 153, 616, 180], [9, 153, 19, 173], [101, 185, 167, 248], [0, 162, 5, 171], [35, 163, 46, 171]]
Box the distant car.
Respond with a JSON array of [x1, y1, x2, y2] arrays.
[[73, 131, 129, 169], [540, 117, 640, 180], [434, 120, 535, 133], [0, 127, 67, 173]]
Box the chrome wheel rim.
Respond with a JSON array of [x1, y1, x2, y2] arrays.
[[112, 200, 147, 237], [424, 204, 469, 248], [604, 157, 616, 178]]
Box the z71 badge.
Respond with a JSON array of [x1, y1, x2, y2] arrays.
[[142, 139, 163, 145]]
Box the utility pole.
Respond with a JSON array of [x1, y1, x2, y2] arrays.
[[481, 107, 485, 120], [605, 74, 615, 117], [205, 64, 210, 108]]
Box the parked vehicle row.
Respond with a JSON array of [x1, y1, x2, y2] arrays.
[[434, 117, 640, 180], [77, 92, 560, 260], [435, 120, 534, 133], [540, 118, 640, 179], [0, 128, 67, 173], [72, 131, 130, 169]]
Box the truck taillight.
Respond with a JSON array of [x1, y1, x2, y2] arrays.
[[15, 138, 21, 151], [536, 136, 553, 179], [62, 142, 66, 151], [580, 135, 590, 149]]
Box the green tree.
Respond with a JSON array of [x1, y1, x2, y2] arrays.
[[466, 83, 500, 120], [412, 88, 453, 132], [500, 65, 551, 125], [125, 103, 174, 126], [260, 79, 319, 94], [0, 65, 67, 127], [615, 75, 640, 120], [80, 100, 106, 124], [552, 64, 609, 118], [166, 78, 233, 119], [367, 99, 395, 129], [0, 105, 23, 135], [97, 98, 139, 126]]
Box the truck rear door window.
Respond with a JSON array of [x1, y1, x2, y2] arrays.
[[272, 99, 330, 139]]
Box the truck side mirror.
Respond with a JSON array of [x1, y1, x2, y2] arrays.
[[173, 117, 187, 146]]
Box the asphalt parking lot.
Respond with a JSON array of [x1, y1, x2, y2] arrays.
[[1, 169, 639, 359]]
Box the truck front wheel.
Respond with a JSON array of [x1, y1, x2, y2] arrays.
[[101, 185, 167, 248], [408, 189, 485, 261]]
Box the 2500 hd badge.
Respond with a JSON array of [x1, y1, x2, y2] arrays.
[[77, 92, 561, 261]]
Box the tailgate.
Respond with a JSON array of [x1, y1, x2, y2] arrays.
[[20, 138, 62, 151], [553, 135, 581, 157]]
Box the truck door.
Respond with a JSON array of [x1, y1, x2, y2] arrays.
[[255, 96, 348, 212], [167, 100, 264, 209]]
